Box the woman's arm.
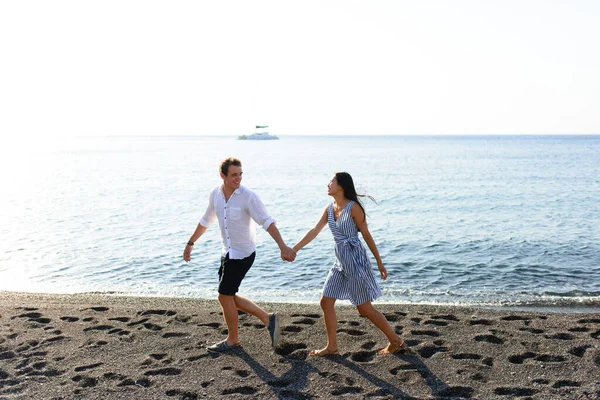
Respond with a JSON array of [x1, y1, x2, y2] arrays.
[[351, 203, 387, 280], [292, 206, 329, 253]]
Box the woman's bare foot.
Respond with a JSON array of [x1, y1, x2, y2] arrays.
[[309, 347, 339, 356], [378, 339, 407, 355]]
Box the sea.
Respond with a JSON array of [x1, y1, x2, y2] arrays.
[[1, 135, 599, 312]]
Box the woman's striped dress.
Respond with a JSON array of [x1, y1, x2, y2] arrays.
[[322, 201, 382, 305]]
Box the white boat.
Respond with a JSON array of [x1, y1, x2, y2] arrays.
[[239, 125, 279, 140]]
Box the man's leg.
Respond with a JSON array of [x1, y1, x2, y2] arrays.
[[213, 252, 256, 347], [218, 293, 240, 346], [233, 294, 269, 325]]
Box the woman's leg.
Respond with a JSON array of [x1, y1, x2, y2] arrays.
[[356, 301, 405, 354], [310, 296, 339, 356]]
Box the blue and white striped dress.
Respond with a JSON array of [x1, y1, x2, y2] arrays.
[[322, 201, 382, 305]]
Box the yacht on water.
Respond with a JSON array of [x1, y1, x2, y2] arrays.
[[238, 125, 279, 140]]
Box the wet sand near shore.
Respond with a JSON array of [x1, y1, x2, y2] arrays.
[[1, 292, 599, 399]]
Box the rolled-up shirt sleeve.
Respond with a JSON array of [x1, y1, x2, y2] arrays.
[[248, 193, 275, 230], [199, 189, 217, 228]]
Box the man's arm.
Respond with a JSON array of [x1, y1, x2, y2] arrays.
[[184, 189, 216, 262], [266, 223, 296, 262], [183, 223, 208, 262], [248, 193, 295, 261]]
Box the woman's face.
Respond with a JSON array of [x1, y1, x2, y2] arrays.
[[327, 175, 342, 196]]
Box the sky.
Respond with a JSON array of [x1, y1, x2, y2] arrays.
[[1, 0, 599, 139]]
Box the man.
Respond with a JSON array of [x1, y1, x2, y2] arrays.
[[183, 157, 295, 352]]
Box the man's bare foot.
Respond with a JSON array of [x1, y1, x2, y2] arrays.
[[309, 347, 339, 356], [378, 339, 407, 355]]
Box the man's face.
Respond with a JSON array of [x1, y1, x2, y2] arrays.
[[221, 165, 243, 190]]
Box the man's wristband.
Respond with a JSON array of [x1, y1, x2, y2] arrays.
[[187, 241, 194, 246]]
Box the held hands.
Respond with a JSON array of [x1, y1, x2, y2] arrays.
[[378, 261, 388, 280], [281, 246, 296, 262]]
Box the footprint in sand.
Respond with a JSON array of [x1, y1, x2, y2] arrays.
[[222, 386, 257, 395], [509, 352, 566, 364], [293, 318, 317, 325], [139, 309, 177, 317], [431, 314, 459, 322], [411, 329, 440, 337], [275, 342, 307, 357], [143, 367, 181, 376], [83, 325, 114, 332], [282, 325, 303, 333], [501, 315, 531, 322], [383, 313, 401, 322], [117, 377, 151, 387], [74, 363, 103, 372], [331, 386, 362, 395], [108, 328, 130, 336], [165, 389, 199, 398], [568, 345, 592, 357], [578, 318, 600, 324], [361, 341, 377, 350], [198, 322, 221, 329], [162, 332, 187, 338], [469, 319, 493, 326], [508, 352, 536, 364], [291, 313, 320, 319], [569, 326, 590, 332], [474, 334, 504, 345], [350, 350, 376, 363], [108, 317, 131, 323], [142, 323, 164, 331], [417, 345, 448, 359], [86, 307, 109, 312], [544, 332, 574, 340], [71, 375, 98, 388], [424, 320, 448, 326], [552, 380, 581, 388], [438, 386, 475, 398], [389, 365, 423, 384], [452, 353, 483, 360], [186, 353, 209, 362], [337, 328, 366, 336], [494, 387, 538, 396], [519, 327, 544, 334]]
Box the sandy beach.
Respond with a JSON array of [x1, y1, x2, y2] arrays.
[[0, 291, 599, 399]]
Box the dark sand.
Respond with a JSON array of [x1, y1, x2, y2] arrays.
[[1, 292, 599, 399]]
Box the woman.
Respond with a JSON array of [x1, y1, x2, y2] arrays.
[[292, 172, 406, 356]]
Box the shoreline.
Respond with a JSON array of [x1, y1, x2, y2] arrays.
[[1, 291, 599, 399], [3, 290, 600, 315]]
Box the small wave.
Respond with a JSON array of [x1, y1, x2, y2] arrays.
[[378, 288, 600, 312]]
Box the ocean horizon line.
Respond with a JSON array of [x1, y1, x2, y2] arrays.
[[77, 133, 600, 139]]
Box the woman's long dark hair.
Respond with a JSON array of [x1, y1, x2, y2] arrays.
[[335, 172, 377, 222]]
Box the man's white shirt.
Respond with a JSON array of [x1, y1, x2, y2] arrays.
[[199, 185, 275, 259]]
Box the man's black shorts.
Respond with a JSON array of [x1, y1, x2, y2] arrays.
[[218, 252, 256, 296]]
